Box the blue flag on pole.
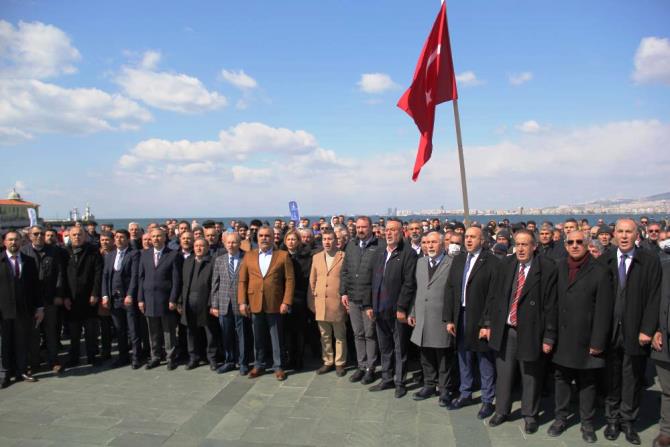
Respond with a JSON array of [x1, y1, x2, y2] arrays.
[[288, 201, 300, 224]]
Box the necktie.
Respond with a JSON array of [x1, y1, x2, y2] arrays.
[[618, 254, 628, 289], [429, 258, 434, 269], [154, 251, 160, 267], [509, 264, 526, 327], [11, 256, 19, 278], [228, 256, 235, 277], [114, 250, 124, 271], [461, 253, 473, 307]]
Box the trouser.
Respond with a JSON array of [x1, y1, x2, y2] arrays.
[[111, 306, 141, 363], [43, 304, 61, 366], [146, 313, 178, 363], [137, 314, 150, 358], [185, 316, 219, 365], [457, 309, 496, 403], [99, 315, 113, 358], [68, 318, 99, 362], [420, 346, 459, 395], [235, 312, 254, 369], [376, 316, 410, 385], [28, 314, 41, 370], [318, 320, 347, 367], [219, 303, 237, 365], [252, 312, 283, 370], [495, 326, 544, 419], [655, 360, 670, 436], [0, 316, 32, 379], [554, 364, 598, 428], [348, 301, 378, 370], [284, 302, 307, 368], [605, 346, 645, 424]]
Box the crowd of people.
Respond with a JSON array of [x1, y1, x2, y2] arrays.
[[1, 214, 670, 445]]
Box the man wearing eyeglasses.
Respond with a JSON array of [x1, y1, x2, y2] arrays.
[[599, 218, 662, 445], [642, 222, 663, 256], [546, 231, 613, 443]]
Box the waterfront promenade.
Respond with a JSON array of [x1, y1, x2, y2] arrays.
[[0, 356, 662, 447]]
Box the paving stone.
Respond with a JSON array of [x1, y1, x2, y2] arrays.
[[108, 432, 169, 447]]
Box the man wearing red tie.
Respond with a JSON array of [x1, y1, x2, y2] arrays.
[[481, 229, 558, 434]]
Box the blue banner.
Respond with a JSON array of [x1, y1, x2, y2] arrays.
[[288, 201, 300, 223]]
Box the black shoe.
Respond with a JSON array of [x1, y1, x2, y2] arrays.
[[167, 361, 177, 371], [349, 369, 365, 383], [369, 380, 394, 392], [239, 367, 249, 376], [209, 363, 217, 371], [131, 362, 141, 370], [547, 420, 567, 437], [488, 413, 507, 427], [604, 422, 620, 441], [524, 419, 538, 435], [447, 396, 472, 411], [145, 359, 160, 370], [335, 366, 346, 377], [361, 369, 376, 385], [20, 373, 37, 383], [581, 426, 597, 443], [477, 403, 495, 420], [217, 363, 236, 374], [394, 385, 407, 398], [413, 387, 436, 401], [184, 361, 198, 370], [438, 393, 453, 407], [622, 424, 641, 445]]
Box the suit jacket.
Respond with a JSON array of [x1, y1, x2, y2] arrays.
[[552, 255, 613, 369], [101, 249, 139, 308], [20, 244, 67, 306], [178, 255, 213, 327], [486, 255, 558, 361], [64, 243, 103, 320], [409, 254, 453, 348], [536, 241, 567, 262], [599, 247, 662, 355], [137, 247, 182, 318], [237, 249, 295, 314], [444, 250, 499, 352], [339, 236, 385, 303], [210, 250, 245, 316], [308, 250, 345, 322], [289, 246, 312, 306], [0, 252, 42, 320], [367, 239, 417, 318], [652, 262, 670, 363]]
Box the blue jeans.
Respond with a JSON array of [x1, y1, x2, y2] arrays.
[[252, 312, 283, 370]]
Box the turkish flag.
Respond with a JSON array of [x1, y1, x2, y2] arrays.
[[397, 3, 458, 181]]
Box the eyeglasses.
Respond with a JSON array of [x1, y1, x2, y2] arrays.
[[648, 229, 660, 233], [31, 232, 43, 236], [566, 239, 584, 246]]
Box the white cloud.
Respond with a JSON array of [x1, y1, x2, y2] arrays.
[[0, 20, 81, 79], [116, 51, 227, 113], [358, 73, 398, 93], [0, 126, 33, 144], [509, 71, 533, 86], [220, 69, 258, 89], [0, 79, 152, 143], [632, 37, 670, 85], [516, 120, 544, 133], [455, 71, 483, 87]]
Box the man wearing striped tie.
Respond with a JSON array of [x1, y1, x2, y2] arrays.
[[480, 229, 558, 435]]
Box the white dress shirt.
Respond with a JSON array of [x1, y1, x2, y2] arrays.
[[259, 249, 273, 277], [617, 248, 634, 275], [114, 248, 127, 272], [462, 248, 482, 306]]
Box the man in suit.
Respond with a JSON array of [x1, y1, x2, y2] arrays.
[[600, 218, 661, 444], [1, 231, 43, 387], [536, 223, 567, 261], [238, 226, 295, 381], [138, 228, 183, 370], [483, 229, 558, 434], [547, 230, 613, 443], [340, 216, 384, 384], [365, 218, 417, 398], [651, 262, 670, 447], [408, 231, 459, 405], [211, 232, 253, 375], [444, 226, 499, 419], [101, 229, 141, 369], [63, 225, 103, 367]]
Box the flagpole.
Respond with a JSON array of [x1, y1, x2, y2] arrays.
[[452, 98, 470, 224]]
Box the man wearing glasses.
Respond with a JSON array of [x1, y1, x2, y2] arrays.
[[642, 222, 663, 256]]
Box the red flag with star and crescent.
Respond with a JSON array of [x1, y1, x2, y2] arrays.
[[397, 2, 458, 181]]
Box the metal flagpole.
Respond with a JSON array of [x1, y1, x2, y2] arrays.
[[452, 98, 470, 224]]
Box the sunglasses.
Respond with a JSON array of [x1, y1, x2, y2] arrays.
[[31, 232, 43, 236], [648, 229, 660, 233], [566, 239, 584, 246]]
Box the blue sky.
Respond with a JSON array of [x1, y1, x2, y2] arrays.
[[1, 0, 669, 218]]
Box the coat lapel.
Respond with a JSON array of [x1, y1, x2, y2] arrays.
[[427, 255, 450, 286], [520, 257, 540, 300], [326, 251, 343, 274], [466, 251, 487, 286]]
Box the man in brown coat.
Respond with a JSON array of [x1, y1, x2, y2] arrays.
[[308, 229, 347, 376], [238, 226, 295, 381]]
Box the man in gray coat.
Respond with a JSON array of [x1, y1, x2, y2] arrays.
[[408, 231, 459, 405]]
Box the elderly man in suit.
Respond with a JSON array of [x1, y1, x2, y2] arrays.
[[309, 228, 347, 376], [64, 225, 103, 367], [652, 262, 670, 447], [178, 238, 217, 370], [1, 231, 43, 387], [211, 232, 253, 375], [482, 229, 558, 434], [365, 218, 417, 398], [546, 230, 613, 443], [408, 231, 459, 405], [600, 218, 661, 445], [101, 229, 141, 369], [138, 228, 183, 370], [238, 226, 295, 381], [444, 226, 499, 419]]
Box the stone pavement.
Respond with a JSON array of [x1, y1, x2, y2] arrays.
[[0, 359, 663, 447]]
